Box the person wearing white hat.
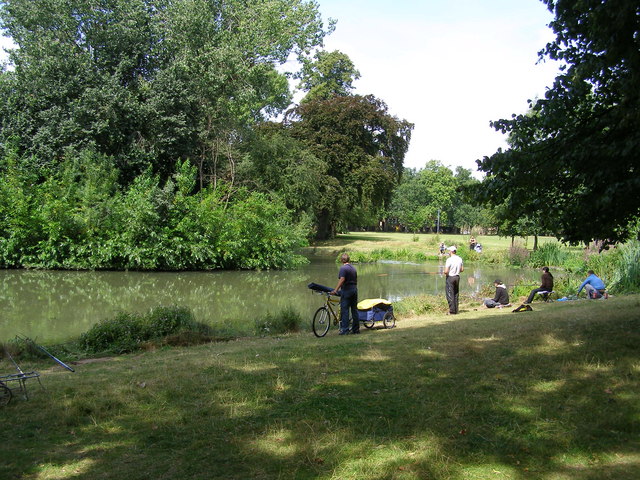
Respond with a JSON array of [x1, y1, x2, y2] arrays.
[[443, 245, 464, 314]]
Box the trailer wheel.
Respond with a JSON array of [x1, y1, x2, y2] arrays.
[[383, 312, 396, 329]]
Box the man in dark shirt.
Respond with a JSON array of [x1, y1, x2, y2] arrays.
[[331, 253, 359, 335]]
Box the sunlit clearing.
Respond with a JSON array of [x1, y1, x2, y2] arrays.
[[507, 404, 540, 418], [473, 335, 503, 342], [415, 347, 444, 359], [529, 334, 574, 355], [463, 464, 518, 478], [237, 362, 278, 373], [359, 348, 391, 362], [531, 379, 565, 393], [254, 429, 296, 459], [35, 458, 96, 479]]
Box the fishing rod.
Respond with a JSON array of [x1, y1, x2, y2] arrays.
[[5, 349, 24, 374], [377, 272, 442, 276], [18, 335, 75, 372]]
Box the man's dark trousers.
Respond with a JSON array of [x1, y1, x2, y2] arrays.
[[446, 275, 460, 314], [339, 286, 359, 333]]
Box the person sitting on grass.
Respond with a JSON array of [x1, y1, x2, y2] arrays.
[[524, 266, 554, 304], [483, 279, 510, 308], [578, 270, 608, 299]]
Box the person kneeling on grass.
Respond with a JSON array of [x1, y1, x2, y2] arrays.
[[578, 270, 608, 299], [484, 280, 510, 308]]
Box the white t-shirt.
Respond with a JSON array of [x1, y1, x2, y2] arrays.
[[445, 254, 463, 276]]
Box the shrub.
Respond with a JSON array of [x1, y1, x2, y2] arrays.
[[529, 242, 569, 268], [254, 306, 302, 335], [608, 241, 640, 293], [80, 306, 202, 354], [508, 244, 530, 267], [144, 306, 198, 338], [80, 312, 147, 354]]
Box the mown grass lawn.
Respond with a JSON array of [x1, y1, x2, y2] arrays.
[[304, 231, 569, 258], [2, 294, 638, 479]]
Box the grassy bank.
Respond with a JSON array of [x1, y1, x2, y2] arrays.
[[2, 294, 639, 479]]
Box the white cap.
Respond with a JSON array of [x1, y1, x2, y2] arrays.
[[447, 245, 457, 252]]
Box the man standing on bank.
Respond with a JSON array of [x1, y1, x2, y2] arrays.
[[444, 245, 464, 314], [331, 253, 359, 335]]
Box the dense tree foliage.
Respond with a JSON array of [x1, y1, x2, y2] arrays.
[[296, 49, 360, 102], [0, 0, 328, 184], [0, 148, 308, 269], [287, 94, 413, 238], [0, 1, 419, 267], [389, 162, 456, 232], [389, 162, 489, 233], [474, 0, 640, 245]]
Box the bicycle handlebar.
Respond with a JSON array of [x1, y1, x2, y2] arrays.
[[312, 290, 340, 297]]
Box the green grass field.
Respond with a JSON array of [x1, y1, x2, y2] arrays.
[[2, 292, 638, 479], [305, 231, 567, 258]]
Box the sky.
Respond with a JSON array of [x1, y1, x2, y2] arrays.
[[0, 0, 561, 176], [313, 0, 562, 175]]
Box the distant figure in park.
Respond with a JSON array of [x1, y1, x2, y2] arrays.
[[469, 236, 477, 251], [524, 266, 554, 304], [438, 242, 446, 255], [578, 270, 608, 299], [444, 245, 464, 314], [484, 280, 510, 308]]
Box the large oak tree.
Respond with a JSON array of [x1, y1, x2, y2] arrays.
[[287, 94, 413, 239]]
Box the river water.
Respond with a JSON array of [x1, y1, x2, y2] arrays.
[[0, 258, 536, 342]]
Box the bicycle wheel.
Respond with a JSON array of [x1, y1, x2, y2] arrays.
[[0, 382, 12, 407], [383, 311, 396, 329], [312, 307, 331, 337]]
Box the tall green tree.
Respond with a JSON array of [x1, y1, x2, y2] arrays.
[[287, 94, 413, 239], [474, 0, 640, 245], [0, 0, 329, 184], [389, 161, 458, 232], [238, 122, 333, 230], [296, 49, 360, 102]]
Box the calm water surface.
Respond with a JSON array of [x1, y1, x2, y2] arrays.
[[0, 258, 537, 342]]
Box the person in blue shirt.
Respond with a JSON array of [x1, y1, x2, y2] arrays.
[[578, 270, 608, 299]]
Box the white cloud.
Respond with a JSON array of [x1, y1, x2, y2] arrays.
[[316, 0, 561, 175]]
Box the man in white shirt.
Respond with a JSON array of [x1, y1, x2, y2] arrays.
[[444, 245, 464, 314]]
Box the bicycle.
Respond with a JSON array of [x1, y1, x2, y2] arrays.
[[311, 291, 382, 337], [311, 291, 340, 337]]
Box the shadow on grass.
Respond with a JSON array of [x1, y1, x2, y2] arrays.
[[2, 300, 639, 479]]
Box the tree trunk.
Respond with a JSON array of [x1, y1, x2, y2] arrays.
[[315, 210, 332, 240]]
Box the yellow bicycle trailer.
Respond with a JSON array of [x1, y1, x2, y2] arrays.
[[357, 298, 395, 329]]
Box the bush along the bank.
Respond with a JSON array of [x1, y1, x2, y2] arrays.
[[254, 306, 303, 336], [0, 152, 309, 270], [79, 306, 216, 354]]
